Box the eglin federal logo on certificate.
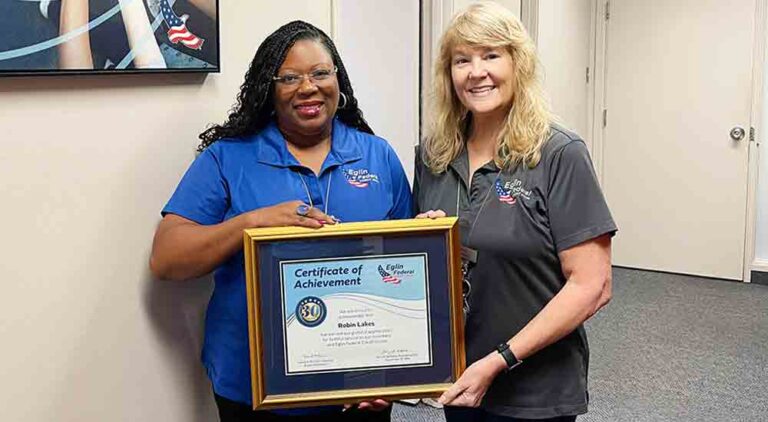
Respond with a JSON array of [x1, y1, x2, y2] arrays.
[[280, 253, 433, 376]]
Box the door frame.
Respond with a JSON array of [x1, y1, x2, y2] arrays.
[[744, 0, 767, 281], [588, 0, 766, 282]]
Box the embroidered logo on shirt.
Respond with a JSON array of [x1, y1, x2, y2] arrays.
[[343, 168, 379, 188], [495, 178, 532, 205], [495, 180, 517, 205]]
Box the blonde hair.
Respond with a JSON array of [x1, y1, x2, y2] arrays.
[[423, 1, 552, 173]]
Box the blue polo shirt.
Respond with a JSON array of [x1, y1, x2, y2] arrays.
[[162, 118, 413, 409]]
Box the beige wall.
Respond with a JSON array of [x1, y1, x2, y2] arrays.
[[0, 2, 333, 421]]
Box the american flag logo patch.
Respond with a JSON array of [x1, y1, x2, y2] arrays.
[[347, 179, 368, 188], [495, 179, 517, 205], [343, 168, 379, 188], [160, 0, 205, 50], [377, 265, 401, 284]]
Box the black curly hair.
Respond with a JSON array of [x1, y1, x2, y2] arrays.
[[197, 20, 373, 151]]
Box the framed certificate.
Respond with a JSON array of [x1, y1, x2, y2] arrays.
[[243, 217, 465, 410]]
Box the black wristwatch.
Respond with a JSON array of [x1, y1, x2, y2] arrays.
[[495, 342, 522, 371]]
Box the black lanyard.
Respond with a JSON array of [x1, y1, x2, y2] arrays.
[[456, 170, 501, 256]]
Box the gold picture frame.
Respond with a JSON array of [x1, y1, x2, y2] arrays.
[[243, 217, 465, 410]]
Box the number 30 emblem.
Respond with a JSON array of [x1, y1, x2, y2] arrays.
[[295, 296, 327, 328]]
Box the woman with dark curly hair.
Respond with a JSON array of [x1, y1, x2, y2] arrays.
[[150, 20, 410, 421]]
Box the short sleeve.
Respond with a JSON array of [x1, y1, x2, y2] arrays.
[[547, 140, 617, 252], [385, 145, 414, 219], [161, 148, 230, 225]]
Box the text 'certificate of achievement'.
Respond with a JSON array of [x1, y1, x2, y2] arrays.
[[280, 253, 432, 375]]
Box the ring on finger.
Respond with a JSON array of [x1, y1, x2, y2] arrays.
[[296, 204, 311, 217]]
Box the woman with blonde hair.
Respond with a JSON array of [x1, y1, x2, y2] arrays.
[[414, 2, 617, 421]]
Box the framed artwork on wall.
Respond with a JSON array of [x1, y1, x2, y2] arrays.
[[0, 0, 219, 76]]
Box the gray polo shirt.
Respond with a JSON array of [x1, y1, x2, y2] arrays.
[[414, 125, 617, 419]]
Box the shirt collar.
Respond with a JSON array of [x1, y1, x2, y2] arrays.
[[255, 118, 363, 171], [447, 146, 500, 187], [448, 148, 470, 188]]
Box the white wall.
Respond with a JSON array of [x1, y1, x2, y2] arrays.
[[755, 65, 768, 265], [757, 152, 767, 266], [0, 1, 413, 420], [453, 0, 522, 15], [755, 10, 768, 267], [334, 0, 421, 182], [536, 0, 592, 140]]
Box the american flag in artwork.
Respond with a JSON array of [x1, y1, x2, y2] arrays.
[[159, 0, 205, 50], [377, 265, 401, 284], [495, 180, 517, 205]]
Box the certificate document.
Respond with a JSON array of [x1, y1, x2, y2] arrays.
[[280, 253, 432, 375]]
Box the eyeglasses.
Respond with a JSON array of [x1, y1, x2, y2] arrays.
[[272, 66, 338, 86]]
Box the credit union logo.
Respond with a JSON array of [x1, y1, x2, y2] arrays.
[[343, 168, 379, 188]]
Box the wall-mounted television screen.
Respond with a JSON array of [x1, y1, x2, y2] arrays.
[[0, 0, 219, 76]]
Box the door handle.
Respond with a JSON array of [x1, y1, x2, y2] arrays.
[[730, 126, 746, 141]]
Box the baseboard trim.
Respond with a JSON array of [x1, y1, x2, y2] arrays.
[[751, 258, 768, 273], [751, 260, 768, 286], [751, 258, 768, 285], [613, 264, 768, 285], [612, 265, 742, 283]]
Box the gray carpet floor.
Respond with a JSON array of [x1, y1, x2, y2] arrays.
[[393, 267, 768, 421]]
